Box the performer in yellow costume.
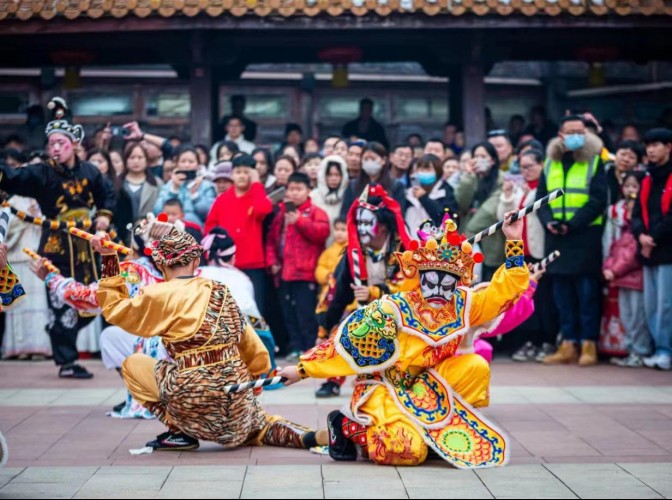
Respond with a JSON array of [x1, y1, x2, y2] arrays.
[[280, 211, 529, 468]]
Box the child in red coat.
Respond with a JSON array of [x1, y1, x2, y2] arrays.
[[603, 172, 652, 367], [266, 172, 330, 357]]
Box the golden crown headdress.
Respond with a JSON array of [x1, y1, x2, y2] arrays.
[[395, 213, 484, 286]]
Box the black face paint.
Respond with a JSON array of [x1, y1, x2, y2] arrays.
[[420, 270, 458, 308]]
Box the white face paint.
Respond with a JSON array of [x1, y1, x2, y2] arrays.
[[356, 207, 378, 246], [420, 271, 457, 308]]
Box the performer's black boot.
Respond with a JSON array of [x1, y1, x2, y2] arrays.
[[146, 431, 199, 451], [327, 411, 357, 461]]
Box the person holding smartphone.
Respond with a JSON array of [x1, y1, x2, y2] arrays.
[[152, 145, 216, 227], [122, 122, 216, 228], [265, 172, 331, 360]]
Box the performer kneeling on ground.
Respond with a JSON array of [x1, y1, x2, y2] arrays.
[[93, 228, 326, 451], [279, 212, 529, 468]]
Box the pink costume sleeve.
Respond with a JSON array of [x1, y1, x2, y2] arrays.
[[45, 273, 101, 315], [478, 281, 537, 339]]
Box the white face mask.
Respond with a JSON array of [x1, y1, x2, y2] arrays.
[[420, 271, 457, 308], [362, 160, 383, 177], [475, 158, 491, 174], [356, 207, 378, 246]]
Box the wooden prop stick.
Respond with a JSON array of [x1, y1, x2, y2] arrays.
[[68, 228, 131, 255], [222, 376, 287, 394], [22, 248, 60, 274], [533, 251, 561, 273]]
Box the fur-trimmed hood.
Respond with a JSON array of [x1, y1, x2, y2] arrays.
[[314, 155, 350, 204], [546, 132, 603, 163]]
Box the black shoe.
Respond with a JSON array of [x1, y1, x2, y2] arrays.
[[146, 432, 199, 451], [146, 431, 171, 448], [59, 364, 93, 379], [316, 381, 341, 399], [327, 411, 356, 461], [112, 401, 126, 413]]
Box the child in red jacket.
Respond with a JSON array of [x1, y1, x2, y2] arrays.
[[266, 172, 330, 358], [603, 172, 652, 367]]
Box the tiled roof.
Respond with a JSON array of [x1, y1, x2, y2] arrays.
[[0, 0, 670, 21]]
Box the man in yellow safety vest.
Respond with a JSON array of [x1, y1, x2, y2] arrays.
[[535, 115, 608, 366]]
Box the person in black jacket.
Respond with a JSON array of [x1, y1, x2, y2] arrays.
[[536, 117, 608, 367], [631, 128, 672, 371], [341, 98, 388, 149], [0, 97, 116, 379]]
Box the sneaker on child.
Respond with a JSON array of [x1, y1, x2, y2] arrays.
[[511, 342, 538, 362], [535, 343, 556, 363], [611, 354, 644, 368]]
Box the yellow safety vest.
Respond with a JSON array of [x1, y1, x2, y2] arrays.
[[544, 156, 603, 225]]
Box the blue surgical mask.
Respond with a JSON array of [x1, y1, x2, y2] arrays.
[[417, 172, 437, 186], [563, 134, 586, 151]]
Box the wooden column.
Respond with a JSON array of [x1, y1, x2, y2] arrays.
[[190, 65, 215, 146], [448, 66, 463, 128], [461, 63, 486, 147]]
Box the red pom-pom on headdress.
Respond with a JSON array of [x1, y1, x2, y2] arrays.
[[157, 213, 168, 223], [448, 233, 461, 246], [143, 247, 153, 256], [409, 240, 420, 251], [473, 253, 484, 264]]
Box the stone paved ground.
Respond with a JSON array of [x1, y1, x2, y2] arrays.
[[1, 358, 671, 498]]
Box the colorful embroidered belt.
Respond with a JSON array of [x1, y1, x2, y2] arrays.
[[175, 342, 239, 371]]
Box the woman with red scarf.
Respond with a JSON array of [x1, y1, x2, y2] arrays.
[[498, 149, 559, 362]]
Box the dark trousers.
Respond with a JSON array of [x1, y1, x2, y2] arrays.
[[46, 285, 93, 366], [553, 275, 602, 343], [280, 280, 319, 353], [243, 268, 267, 318], [512, 272, 560, 350]]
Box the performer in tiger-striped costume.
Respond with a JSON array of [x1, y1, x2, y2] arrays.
[[94, 227, 326, 452]]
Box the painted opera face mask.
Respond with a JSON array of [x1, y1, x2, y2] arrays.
[[420, 270, 458, 309], [356, 207, 379, 247]]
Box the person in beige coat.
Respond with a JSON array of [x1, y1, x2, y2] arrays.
[[455, 141, 505, 281], [498, 148, 559, 363]]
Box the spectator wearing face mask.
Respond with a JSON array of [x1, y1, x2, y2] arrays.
[[455, 141, 505, 281], [405, 154, 459, 235], [339, 142, 406, 220], [537, 115, 607, 367]]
